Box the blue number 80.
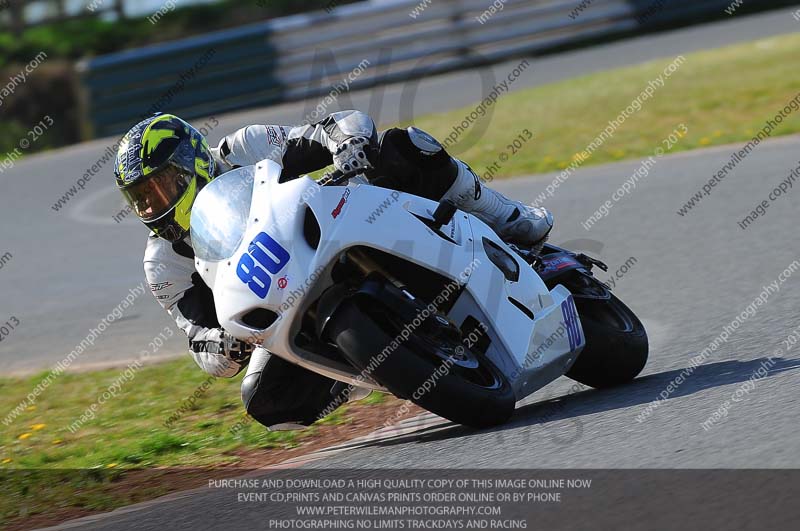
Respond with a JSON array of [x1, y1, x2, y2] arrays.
[[236, 232, 291, 298]]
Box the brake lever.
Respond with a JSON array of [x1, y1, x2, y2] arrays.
[[319, 168, 365, 187], [576, 253, 609, 272]]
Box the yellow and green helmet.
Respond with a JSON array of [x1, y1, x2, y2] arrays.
[[115, 114, 215, 242]]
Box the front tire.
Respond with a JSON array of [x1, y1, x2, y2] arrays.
[[326, 299, 516, 428], [565, 292, 648, 388]]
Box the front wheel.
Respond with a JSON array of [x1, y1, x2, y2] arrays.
[[326, 298, 516, 428], [565, 291, 648, 389]]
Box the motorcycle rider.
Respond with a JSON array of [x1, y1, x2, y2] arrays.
[[115, 110, 553, 430]]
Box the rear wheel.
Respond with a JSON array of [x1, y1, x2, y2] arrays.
[[566, 291, 648, 388], [325, 298, 516, 428]]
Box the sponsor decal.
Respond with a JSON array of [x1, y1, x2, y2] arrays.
[[266, 126, 283, 147], [331, 188, 351, 219], [150, 281, 173, 292], [541, 255, 579, 274], [560, 295, 582, 351], [277, 276, 289, 290], [468, 166, 482, 200]]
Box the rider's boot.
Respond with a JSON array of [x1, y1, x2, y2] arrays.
[[442, 159, 554, 251]]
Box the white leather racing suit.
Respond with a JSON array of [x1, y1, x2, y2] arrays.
[[144, 110, 378, 377]]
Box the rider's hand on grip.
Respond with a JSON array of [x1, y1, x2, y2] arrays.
[[191, 328, 253, 364], [221, 330, 254, 364], [333, 136, 374, 174]]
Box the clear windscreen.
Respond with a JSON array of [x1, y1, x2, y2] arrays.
[[190, 166, 255, 262]]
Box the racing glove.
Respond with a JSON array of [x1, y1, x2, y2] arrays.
[[189, 329, 254, 378], [332, 136, 374, 174]]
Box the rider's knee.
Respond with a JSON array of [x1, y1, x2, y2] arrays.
[[380, 127, 454, 170], [240, 371, 288, 428], [239, 367, 335, 430], [240, 372, 261, 411], [376, 127, 458, 200]]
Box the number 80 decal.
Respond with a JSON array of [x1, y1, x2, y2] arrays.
[[236, 232, 291, 298]]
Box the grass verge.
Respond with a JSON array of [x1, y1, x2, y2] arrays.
[[0, 359, 407, 528], [405, 32, 800, 179]]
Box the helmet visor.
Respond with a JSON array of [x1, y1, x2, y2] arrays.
[[121, 164, 193, 221]]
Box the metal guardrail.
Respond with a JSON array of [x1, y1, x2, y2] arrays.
[[78, 0, 794, 137]]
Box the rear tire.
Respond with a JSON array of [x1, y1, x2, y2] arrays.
[[326, 299, 516, 428], [565, 293, 648, 388]]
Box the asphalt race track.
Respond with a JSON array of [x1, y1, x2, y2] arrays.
[[0, 7, 797, 374], [3, 7, 800, 529]]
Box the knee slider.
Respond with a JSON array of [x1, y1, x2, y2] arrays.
[[407, 126, 444, 155], [385, 127, 452, 169]]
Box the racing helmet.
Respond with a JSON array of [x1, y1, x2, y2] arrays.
[[115, 114, 215, 242]]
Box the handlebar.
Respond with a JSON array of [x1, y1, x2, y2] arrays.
[[319, 168, 366, 187]]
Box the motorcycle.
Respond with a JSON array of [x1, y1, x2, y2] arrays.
[[189, 160, 648, 428]]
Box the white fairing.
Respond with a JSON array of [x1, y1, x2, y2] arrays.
[[192, 161, 585, 399]]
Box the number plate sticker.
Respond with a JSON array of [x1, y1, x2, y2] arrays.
[[561, 295, 582, 351], [236, 232, 291, 298]]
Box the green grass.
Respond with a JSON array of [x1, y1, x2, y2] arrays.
[[0, 360, 289, 471], [404, 33, 800, 179], [0, 359, 383, 525]]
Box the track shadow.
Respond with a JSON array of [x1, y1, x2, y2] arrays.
[[500, 356, 800, 430], [354, 357, 800, 449]]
